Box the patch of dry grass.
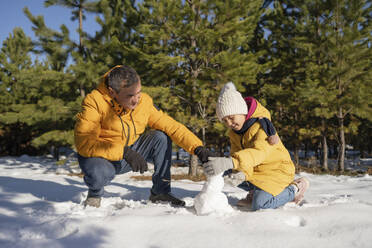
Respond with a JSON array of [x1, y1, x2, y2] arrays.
[[65, 163, 372, 180], [65, 170, 207, 182], [66, 172, 84, 178], [131, 174, 206, 182], [297, 164, 370, 176]]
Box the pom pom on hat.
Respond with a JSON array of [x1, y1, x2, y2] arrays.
[[216, 82, 248, 121]]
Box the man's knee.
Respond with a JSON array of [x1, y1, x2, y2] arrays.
[[153, 130, 170, 141], [151, 130, 171, 147], [79, 157, 115, 187], [88, 164, 111, 180]]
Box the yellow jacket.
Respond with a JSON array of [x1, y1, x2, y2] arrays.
[[74, 75, 202, 161], [229, 100, 295, 196]]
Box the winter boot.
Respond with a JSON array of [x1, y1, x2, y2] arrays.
[[292, 177, 310, 204], [236, 190, 254, 208], [84, 196, 101, 208], [149, 191, 185, 207]]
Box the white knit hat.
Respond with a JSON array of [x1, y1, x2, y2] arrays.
[[216, 82, 248, 121]]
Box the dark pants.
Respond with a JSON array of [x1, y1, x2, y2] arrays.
[[78, 130, 172, 197]]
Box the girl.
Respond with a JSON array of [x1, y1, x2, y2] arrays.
[[203, 82, 309, 210]]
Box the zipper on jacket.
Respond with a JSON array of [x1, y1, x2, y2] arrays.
[[111, 99, 132, 148]]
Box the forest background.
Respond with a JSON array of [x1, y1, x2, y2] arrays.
[[0, 0, 371, 173]]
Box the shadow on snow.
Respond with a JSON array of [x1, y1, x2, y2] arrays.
[[0, 176, 108, 248]]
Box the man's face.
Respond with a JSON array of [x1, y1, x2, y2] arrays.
[[109, 81, 142, 110], [222, 114, 246, 131]]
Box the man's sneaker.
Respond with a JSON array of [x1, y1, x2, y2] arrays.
[[84, 196, 101, 208], [292, 177, 310, 204], [149, 192, 186, 207], [236, 190, 254, 208]]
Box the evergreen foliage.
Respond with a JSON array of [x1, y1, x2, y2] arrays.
[[260, 0, 372, 170], [0, 0, 370, 169], [132, 0, 264, 149]]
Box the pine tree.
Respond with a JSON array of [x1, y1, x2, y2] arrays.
[[86, 0, 140, 67], [44, 0, 99, 51], [318, 0, 372, 171], [293, 0, 336, 170], [0, 26, 81, 158], [260, 0, 314, 167], [0, 28, 34, 155], [261, 0, 372, 171], [352, 118, 372, 158], [44, 0, 100, 97], [130, 0, 264, 173], [67, 0, 142, 96], [23, 7, 73, 71], [20, 2, 105, 158]]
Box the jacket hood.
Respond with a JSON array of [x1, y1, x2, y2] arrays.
[[244, 97, 271, 120], [96, 81, 126, 116], [96, 65, 135, 116], [97, 65, 123, 96]]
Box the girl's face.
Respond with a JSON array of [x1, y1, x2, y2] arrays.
[[222, 114, 246, 131]]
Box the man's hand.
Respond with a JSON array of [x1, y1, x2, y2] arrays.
[[124, 147, 148, 174], [194, 146, 216, 163], [203, 157, 234, 176]]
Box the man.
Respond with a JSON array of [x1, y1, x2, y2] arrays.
[[75, 65, 212, 207]]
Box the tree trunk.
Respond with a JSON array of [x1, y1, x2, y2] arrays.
[[51, 145, 60, 161], [337, 108, 345, 172], [321, 119, 328, 170], [188, 154, 199, 176], [78, 6, 86, 98], [293, 144, 299, 169], [202, 127, 205, 145], [79, 6, 83, 51], [335, 1, 345, 172], [322, 134, 328, 170]]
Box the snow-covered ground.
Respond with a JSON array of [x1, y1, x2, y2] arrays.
[[0, 155, 372, 248]]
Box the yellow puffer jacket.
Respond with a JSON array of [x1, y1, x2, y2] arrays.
[[74, 75, 203, 161], [229, 100, 295, 196]]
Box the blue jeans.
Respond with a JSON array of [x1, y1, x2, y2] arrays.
[[78, 130, 172, 197], [238, 181, 296, 211]]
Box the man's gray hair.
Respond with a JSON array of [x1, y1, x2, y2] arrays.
[[107, 65, 140, 93]]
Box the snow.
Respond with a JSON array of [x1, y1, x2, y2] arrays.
[[1, 155, 372, 248], [194, 173, 233, 215]]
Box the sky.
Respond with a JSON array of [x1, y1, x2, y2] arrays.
[[0, 0, 100, 45], [0, 154, 372, 247]]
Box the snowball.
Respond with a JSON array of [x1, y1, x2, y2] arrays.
[[194, 173, 233, 215]]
